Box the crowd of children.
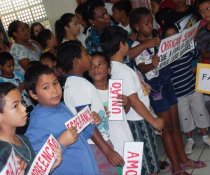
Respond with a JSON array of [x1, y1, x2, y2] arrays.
[[1, 0, 210, 174]]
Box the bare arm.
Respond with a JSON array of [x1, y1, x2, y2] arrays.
[[18, 58, 30, 71], [91, 127, 124, 166], [128, 93, 164, 131]]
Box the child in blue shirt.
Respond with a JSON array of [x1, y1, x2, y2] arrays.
[[24, 64, 100, 175]]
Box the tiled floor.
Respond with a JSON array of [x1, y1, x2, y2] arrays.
[[157, 132, 210, 175], [157, 97, 210, 175]]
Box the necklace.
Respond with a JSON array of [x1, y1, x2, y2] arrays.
[[0, 135, 32, 163]]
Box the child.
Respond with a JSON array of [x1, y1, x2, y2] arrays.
[[37, 29, 57, 55], [0, 52, 34, 134], [30, 22, 44, 42], [100, 25, 164, 175], [89, 52, 134, 175], [112, 0, 133, 35], [40, 52, 57, 69], [57, 40, 124, 175], [164, 25, 210, 154], [129, 7, 206, 175], [55, 13, 86, 47], [40, 52, 66, 89], [24, 64, 100, 174], [197, 0, 210, 64], [0, 82, 62, 174]]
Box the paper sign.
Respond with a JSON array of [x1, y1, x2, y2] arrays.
[[195, 63, 210, 94], [108, 79, 123, 120], [0, 149, 19, 175], [27, 135, 59, 175], [65, 105, 92, 133], [122, 142, 144, 175], [156, 21, 200, 70], [179, 21, 199, 56]]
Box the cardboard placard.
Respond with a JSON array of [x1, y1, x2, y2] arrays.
[[0, 149, 19, 175], [65, 105, 92, 133], [27, 135, 59, 175], [122, 142, 144, 175], [108, 79, 123, 120], [195, 63, 210, 94], [156, 21, 200, 70]]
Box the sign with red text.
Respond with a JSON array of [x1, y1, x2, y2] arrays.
[[27, 135, 59, 175], [179, 21, 200, 56], [108, 79, 123, 120], [157, 21, 200, 70], [195, 63, 210, 94], [122, 142, 144, 175], [65, 105, 92, 133], [0, 149, 19, 175]]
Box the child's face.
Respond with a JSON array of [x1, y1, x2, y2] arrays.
[[46, 33, 58, 48], [30, 73, 62, 107], [34, 24, 43, 37], [164, 28, 178, 38], [76, 13, 87, 28], [79, 46, 91, 72], [150, 1, 160, 15], [136, 15, 153, 37], [0, 89, 27, 128], [66, 17, 80, 37], [0, 59, 14, 77], [199, 2, 210, 22], [112, 9, 123, 23], [89, 55, 110, 82], [40, 58, 56, 69]]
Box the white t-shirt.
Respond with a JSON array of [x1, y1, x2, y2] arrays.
[[111, 61, 150, 121], [132, 41, 159, 80], [97, 89, 134, 156], [64, 76, 110, 143]]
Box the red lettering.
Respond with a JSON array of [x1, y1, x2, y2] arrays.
[[125, 170, 138, 175], [112, 82, 121, 89], [127, 160, 139, 169], [112, 107, 121, 114], [128, 151, 140, 159]]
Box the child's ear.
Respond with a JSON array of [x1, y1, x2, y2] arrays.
[[28, 90, 38, 100], [73, 58, 80, 67]]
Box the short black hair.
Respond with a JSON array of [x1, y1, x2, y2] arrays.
[[24, 64, 54, 94], [40, 52, 57, 62], [8, 20, 22, 39], [155, 8, 172, 27], [100, 26, 127, 58], [150, 0, 162, 4], [129, 7, 151, 32], [57, 40, 82, 72], [112, 0, 132, 16], [91, 51, 110, 67], [197, 0, 210, 7], [37, 29, 52, 49], [0, 82, 17, 113], [0, 52, 14, 66], [162, 24, 179, 38], [86, 0, 105, 21]]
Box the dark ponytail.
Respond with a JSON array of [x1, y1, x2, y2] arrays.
[[55, 13, 75, 44]]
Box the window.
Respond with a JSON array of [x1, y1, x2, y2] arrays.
[[0, 0, 48, 30]]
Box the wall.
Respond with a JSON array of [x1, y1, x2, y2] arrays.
[[43, 0, 77, 32]]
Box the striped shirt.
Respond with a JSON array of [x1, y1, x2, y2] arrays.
[[170, 49, 200, 98]]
